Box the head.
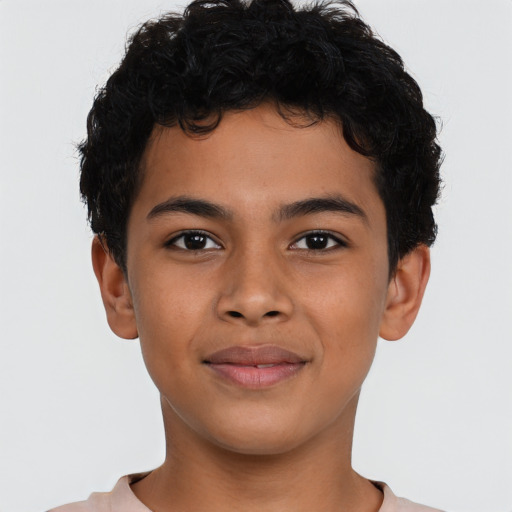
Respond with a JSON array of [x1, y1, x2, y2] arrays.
[[80, 0, 441, 276], [84, 0, 441, 456]]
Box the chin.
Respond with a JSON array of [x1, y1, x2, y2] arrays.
[[204, 417, 311, 457], [214, 436, 305, 457]]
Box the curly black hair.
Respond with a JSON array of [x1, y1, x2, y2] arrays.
[[79, 0, 442, 274]]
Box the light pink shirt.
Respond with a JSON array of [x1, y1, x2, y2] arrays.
[[48, 472, 444, 512]]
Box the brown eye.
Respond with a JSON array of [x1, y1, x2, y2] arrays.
[[184, 233, 208, 250], [291, 231, 346, 251], [167, 231, 221, 251], [304, 234, 330, 249]]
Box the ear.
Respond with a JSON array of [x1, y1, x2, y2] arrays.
[[91, 236, 138, 340], [379, 244, 431, 341]]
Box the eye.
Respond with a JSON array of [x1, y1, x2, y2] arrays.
[[166, 230, 222, 251], [291, 231, 347, 251]]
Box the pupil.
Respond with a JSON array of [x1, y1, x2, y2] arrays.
[[185, 234, 206, 250], [307, 235, 328, 249]]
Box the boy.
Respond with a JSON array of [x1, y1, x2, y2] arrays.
[[50, 0, 443, 510]]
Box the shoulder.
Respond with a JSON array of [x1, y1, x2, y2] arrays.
[[375, 481, 446, 512], [47, 492, 109, 512], [48, 501, 94, 512], [46, 473, 151, 512], [47, 489, 117, 512], [394, 497, 445, 512]]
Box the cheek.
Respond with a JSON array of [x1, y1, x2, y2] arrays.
[[302, 262, 388, 382], [129, 268, 214, 376], [132, 261, 211, 329], [304, 261, 387, 338]]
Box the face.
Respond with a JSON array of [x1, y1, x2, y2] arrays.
[[121, 105, 394, 455]]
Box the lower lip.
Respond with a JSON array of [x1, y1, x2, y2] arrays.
[[206, 363, 306, 388]]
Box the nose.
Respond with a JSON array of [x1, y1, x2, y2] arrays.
[[216, 247, 294, 326]]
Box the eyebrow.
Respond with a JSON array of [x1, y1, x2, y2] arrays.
[[147, 196, 233, 221], [275, 195, 368, 224], [147, 194, 367, 223]]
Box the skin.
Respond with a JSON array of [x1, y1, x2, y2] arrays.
[[93, 104, 430, 512]]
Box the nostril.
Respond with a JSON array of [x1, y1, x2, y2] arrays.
[[226, 310, 280, 319]]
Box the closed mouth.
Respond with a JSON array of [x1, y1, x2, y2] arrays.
[[203, 344, 307, 366], [203, 345, 308, 388]]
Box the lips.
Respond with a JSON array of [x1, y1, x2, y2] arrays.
[[204, 345, 308, 388]]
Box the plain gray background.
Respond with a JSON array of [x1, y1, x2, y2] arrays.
[[1, 1, 511, 511]]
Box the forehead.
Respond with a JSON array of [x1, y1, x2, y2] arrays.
[[135, 104, 382, 222]]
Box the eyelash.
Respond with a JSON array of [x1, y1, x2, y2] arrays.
[[165, 230, 222, 251], [291, 231, 348, 251], [165, 230, 347, 252]]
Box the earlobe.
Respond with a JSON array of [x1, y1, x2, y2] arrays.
[[379, 244, 431, 341], [91, 236, 138, 340]]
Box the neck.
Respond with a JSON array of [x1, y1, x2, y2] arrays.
[[131, 393, 383, 512]]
